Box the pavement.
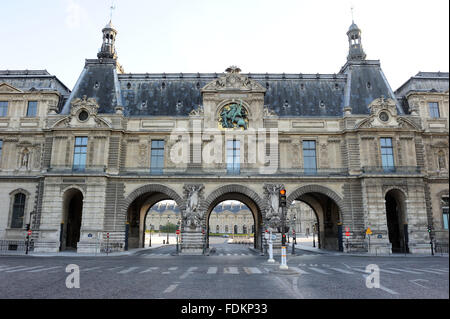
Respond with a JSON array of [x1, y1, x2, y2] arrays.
[[0, 239, 448, 299]]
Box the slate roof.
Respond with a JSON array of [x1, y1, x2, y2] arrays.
[[62, 58, 400, 117], [0, 70, 71, 111]]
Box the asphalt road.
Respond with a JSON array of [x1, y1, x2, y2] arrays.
[[0, 240, 448, 300]]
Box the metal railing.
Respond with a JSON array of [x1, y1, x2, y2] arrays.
[[120, 167, 349, 177], [362, 166, 421, 175], [47, 165, 107, 174], [434, 242, 449, 255], [0, 240, 34, 255]]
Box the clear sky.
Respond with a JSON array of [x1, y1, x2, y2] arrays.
[[0, 0, 448, 91]]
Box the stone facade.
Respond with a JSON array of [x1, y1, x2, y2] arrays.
[[0, 21, 448, 255]]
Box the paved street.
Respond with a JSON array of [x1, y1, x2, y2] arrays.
[[0, 241, 448, 299]]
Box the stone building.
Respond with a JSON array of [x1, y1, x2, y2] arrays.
[[0, 20, 448, 254]]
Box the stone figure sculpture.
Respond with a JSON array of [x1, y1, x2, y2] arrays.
[[183, 184, 205, 229], [263, 184, 284, 230], [219, 100, 248, 130]]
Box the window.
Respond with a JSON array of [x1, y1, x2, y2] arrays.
[[150, 140, 165, 175], [216, 225, 220, 233], [380, 138, 395, 172], [442, 195, 449, 230], [73, 137, 88, 172], [227, 140, 240, 174], [225, 225, 229, 233], [428, 102, 440, 118], [11, 193, 26, 229], [26, 101, 38, 117], [0, 101, 8, 116], [303, 140, 317, 174]]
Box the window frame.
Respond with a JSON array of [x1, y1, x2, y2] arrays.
[[226, 139, 241, 175], [380, 137, 395, 172], [26, 101, 38, 117], [0, 101, 8, 117], [150, 140, 165, 175], [442, 195, 449, 230], [302, 140, 317, 174], [8, 190, 29, 229], [72, 136, 88, 172], [428, 102, 440, 119]]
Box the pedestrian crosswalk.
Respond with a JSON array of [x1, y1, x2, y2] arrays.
[[0, 263, 447, 277], [140, 252, 257, 258]]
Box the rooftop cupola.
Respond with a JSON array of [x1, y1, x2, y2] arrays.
[[347, 21, 366, 61], [97, 20, 118, 59]]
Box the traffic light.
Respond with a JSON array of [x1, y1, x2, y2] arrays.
[[282, 233, 286, 245], [26, 224, 30, 231], [427, 225, 433, 233], [279, 188, 287, 207]]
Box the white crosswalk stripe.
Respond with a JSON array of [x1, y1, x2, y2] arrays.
[[82, 266, 102, 272], [388, 268, 422, 274], [224, 267, 239, 274], [243, 267, 262, 274], [329, 267, 354, 274], [118, 267, 139, 274], [428, 268, 448, 273], [408, 268, 445, 275], [308, 267, 331, 275], [28, 266, 61, 273], [207, 267, 218, 274], [0, 265, 26, 272], [139, 267, 159, 274], [6, 266, 44, 273]]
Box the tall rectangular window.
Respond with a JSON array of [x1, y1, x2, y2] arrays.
[[0, 101, 8, 117], [442, 196, 449, 230], [11, 193, 26, 229], [73, 137, 88, 172], [227, 140, 240, 174], [428, 102, 440, 118], [303, 140, 317, 174], [150, 140, 165, 175], [380, 137, 395, 171], [26, 101, 38, 117]]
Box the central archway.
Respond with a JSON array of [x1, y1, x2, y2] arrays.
[[200, 185, 266, 251], [122, 184, 183, 250]]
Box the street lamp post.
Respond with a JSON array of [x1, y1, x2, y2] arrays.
[[166, 216, 169, 244], [292, 215, 296, 255]]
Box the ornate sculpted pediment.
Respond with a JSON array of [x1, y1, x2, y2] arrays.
[[70, 95, 100, 117], [202, 66, 266, 93], [0, 82, 23, 93], [356, 96, 402, 129], [51, 96, 111, 129]]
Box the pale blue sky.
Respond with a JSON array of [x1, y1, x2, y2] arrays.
[[0, 0, 448, 90]]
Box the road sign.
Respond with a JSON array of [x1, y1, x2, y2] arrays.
[[366, 227, 372, 235], [345, 227, 350, 232], [271, 234, 277, 240], [106, 232, 110, 239], [345, 231, 350, 237], [88, 233, 92, 238], [27, 230, 32, 236], [176, 229, 180, 235]]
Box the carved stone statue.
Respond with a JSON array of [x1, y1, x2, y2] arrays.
[[183, 184, 205, 230], [263, 184, 284, 230], [21, 149, 30, 168]]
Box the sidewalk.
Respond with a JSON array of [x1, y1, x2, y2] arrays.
[[292, 243, 448, 258]]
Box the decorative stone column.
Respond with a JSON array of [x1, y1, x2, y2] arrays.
[[180, 184, 205, 255]]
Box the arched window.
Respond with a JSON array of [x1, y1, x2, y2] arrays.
[[234, 225, 238, 234], [11, 193, 26, 228], [243, 225, 247, 234], [442, 195, 449, 230], [216, 225, 220, 233], [225, 225, 229, 233]]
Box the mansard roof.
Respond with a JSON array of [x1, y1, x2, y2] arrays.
[[395, 71, 449, 97], [0, 70, 71, 95], [61, 59, 400, 117]]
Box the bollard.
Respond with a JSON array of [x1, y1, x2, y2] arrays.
[[280, 246, 288, 270]]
